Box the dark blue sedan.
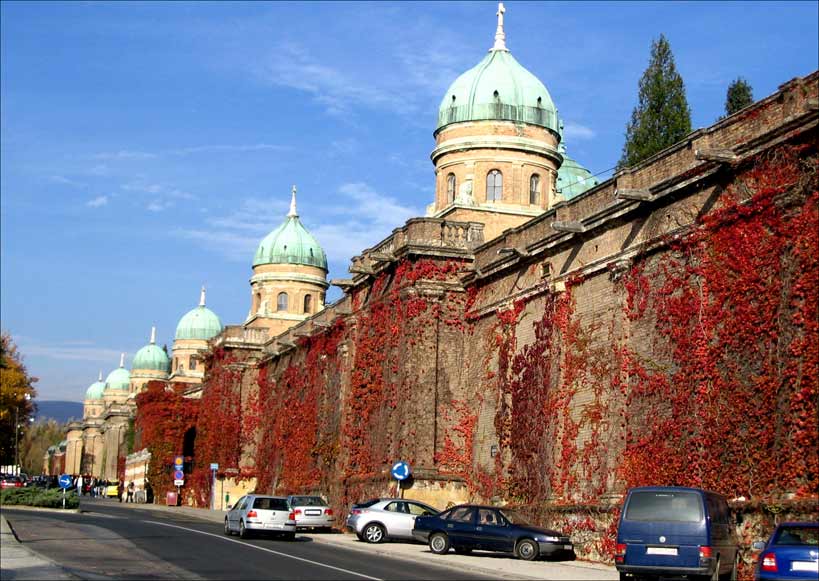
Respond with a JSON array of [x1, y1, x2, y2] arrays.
[[412, 504, 573, 561], [754, 523, 819, 581]]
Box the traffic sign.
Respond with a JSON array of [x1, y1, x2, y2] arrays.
[[391, 461, 411, 481], [173, 470, 184, 480], [174, 455, 184, 467], [210, 463, 219, 470], [174, 479, 184, 486], [58, 474, 73, 489]]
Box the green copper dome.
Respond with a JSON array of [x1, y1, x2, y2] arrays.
[[132, 327, 170, 373], [104, 355, 131, 391], [557, 142, 599, 199], [253, 189, 327, 269], [85, 372, 106, 400], [175, 288, 223, 340], [437, 44, 558, 133]]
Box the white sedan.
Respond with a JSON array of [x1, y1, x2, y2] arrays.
[[346, 498, 439, 543]]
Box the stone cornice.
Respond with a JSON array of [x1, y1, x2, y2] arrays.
[[431, 135, 562, 165], [249, 272, 330, 288]]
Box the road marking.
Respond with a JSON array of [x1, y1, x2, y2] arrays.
[[144, 520, 383, 581]]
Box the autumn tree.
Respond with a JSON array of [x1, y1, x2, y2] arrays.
[[724, 77, 754, 116], [0, 332, 38, 466], [619, 34, 692, 168], [19, 418, 65, 475]]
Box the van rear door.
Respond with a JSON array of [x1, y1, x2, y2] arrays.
[[620, 490, 706, 569]]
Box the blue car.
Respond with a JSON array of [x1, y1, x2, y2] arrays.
[[753, 522, 819, 581], [615, 486, 740, 581], [412, 504, 573, 561]]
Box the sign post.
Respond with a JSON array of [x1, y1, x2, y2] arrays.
[[209, 463, 219, 511], [58, 474, 72, 509], [173, 455, 184, 505], [390, 461, 411, 499]]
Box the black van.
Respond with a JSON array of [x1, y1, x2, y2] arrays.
[[615, 486, 739, 581]]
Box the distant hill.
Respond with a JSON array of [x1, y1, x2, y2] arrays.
[[35, 401, 84, 424]]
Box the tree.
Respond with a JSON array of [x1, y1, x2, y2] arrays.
[[19, 418, 65, 475], [0, 332, 38, 466], [619, 34, 692, 169], [724, 77, 754, 117]]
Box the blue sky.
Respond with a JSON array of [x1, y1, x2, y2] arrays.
[[2, 1, 817, 402]]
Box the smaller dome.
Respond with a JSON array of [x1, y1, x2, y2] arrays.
[[85, 371, 106, 400], [104, 354, 131, 392], [132, 327, 171, 373], [253, 188, 327, 269], [557, 142, 598, 199], [175, 287, 223, 340]]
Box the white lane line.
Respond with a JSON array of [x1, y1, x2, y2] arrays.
[[144, 520, 383, 581]]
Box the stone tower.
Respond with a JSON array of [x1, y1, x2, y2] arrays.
[[245, 186, 329, 336]]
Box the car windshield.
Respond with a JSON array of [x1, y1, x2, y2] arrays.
[[499, 509, 533, 526], [774, 526, 819, 546], [291, 496, 325, 507], [253, 497, 289, 511], [625, 491, 703, 522]]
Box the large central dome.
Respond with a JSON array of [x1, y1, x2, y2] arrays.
[[436, 4, 558, 134]]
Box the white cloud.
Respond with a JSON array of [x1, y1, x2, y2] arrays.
[[92, 150, 158, 160], [14, 337, 124, 364], [86, 195, 109, 208], [563, 121, 596, 141], [173, 183, 422, 267], [50, 175, 84, 187]]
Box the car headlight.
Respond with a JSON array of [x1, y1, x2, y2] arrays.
[[538, 535, 560, 542]]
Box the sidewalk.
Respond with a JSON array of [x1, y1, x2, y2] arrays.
[[106, 499, 619, 580], [0, 512, 75, 580]]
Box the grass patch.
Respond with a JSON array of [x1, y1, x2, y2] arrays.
[[0, 487, 80, 509]]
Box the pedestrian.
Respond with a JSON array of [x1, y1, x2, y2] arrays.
[[118, 479, 125, 503], [89, 476, 96, 498], [126, 481, 134, 503], [75, 474, 83, 496]]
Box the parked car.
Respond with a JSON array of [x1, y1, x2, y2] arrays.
[[753, 522, 819, 580], [0, 476, 24, 489], [287, 495, 334, 531], [224, 494, 296, 540], [615, 486, 739, 581], [346, 498, 439, 543], [105, 484, 120, 498], [412, 504, 573, 561]]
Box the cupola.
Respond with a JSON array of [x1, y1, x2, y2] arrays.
[[556, 142, 599, 199], [175, 287, 223, 341], [85, 371, 106, 400], [104, 353, 131, 392], [132, 326, 171, 373]]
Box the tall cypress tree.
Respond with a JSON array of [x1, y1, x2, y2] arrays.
[[724, 77, 754, 116], [619, 34, 692, 168]]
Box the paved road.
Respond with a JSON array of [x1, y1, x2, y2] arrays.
[[2, 503, 498, 580]]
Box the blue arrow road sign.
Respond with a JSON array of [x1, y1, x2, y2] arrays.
[[58, 474, 72, 489], [391, 461, 411, 481]]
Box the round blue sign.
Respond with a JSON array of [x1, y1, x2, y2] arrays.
[[391, 461, 411, 481], [173, 470, 185, 480], [58, 474, 73, 489]]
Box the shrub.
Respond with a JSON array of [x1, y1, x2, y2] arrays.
[[0, 487, 79, 509]]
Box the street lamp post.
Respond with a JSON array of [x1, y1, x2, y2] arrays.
[[13, 394, 32, 476]]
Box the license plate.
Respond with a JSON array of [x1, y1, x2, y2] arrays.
[[792, 561, 819, 572], [563, 545, 573, 551], [305, 509, 322, 516], [647, 547, 678, 556]]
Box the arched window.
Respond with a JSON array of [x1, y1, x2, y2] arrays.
[[529, 174, 541, 205], [277, 292, 288, 312], [255, 292, 261, 312], [304, 294, 312, 314], [190, 357, 197, 370], [486, 170, 503, 202], [446, 173, 456, 203]]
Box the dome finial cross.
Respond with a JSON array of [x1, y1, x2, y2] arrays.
[[492, 2, 508, 52], [119, 352, 125, 368], [150, 326, 156, 344], [289, 185, 298, 217], [200, 285, 206, 307]]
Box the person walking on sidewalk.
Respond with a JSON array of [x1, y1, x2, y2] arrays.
[[75, 475, 83, 497], [126, 481, 135, 503], [118, 479, 125, 503]]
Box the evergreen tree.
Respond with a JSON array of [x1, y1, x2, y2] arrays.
[[724, 77, 754, 116], [619, 34, 692, 169]]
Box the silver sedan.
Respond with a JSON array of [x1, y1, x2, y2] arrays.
[[346, 498, 439, 543], [224, 494, 296, 540]]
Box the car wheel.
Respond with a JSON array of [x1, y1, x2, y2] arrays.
[[363, 523, 386, 544], [224, 519, 232, 536], [239, 520, 250, 539], [516, 538, 539, 561], [429, 532, 450, 555]]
